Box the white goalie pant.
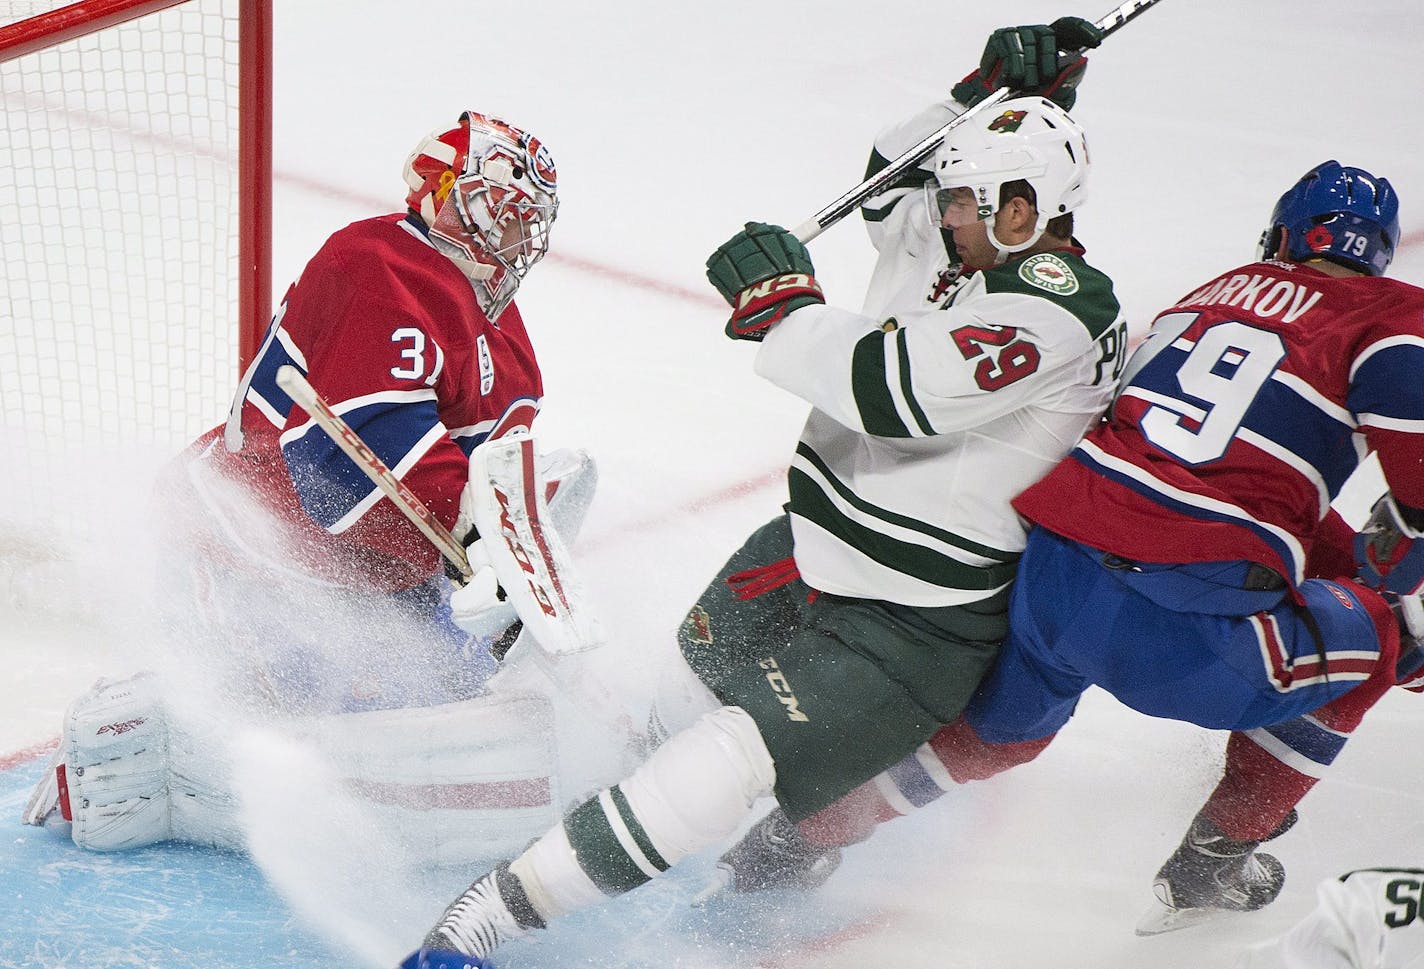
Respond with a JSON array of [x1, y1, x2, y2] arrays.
[[23, 672, 564, 866]]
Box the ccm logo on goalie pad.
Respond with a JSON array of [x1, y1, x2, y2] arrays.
[[759, 657, 809, 723], [735, 274, 816, 310], [492, 485, 560, 619]]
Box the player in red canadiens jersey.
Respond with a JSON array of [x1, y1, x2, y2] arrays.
[[713, 161, 1424, 932], [174, 108, 568, 709], [20, 111, 607, 861]]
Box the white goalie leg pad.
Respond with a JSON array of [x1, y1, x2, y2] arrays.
[[513, 705, 775, 921], [298, 687, 560, 867], [57, 674, 240, 852], [540, 446, 598, 544]]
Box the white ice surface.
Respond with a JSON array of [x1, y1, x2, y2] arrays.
[[3, 1, 1424, 967]]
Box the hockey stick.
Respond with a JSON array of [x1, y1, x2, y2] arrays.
[[275, 365, 473, 583], [791, 0, 1170, 243], [275, 365, 603, 656], [276, 367, 646, 760]]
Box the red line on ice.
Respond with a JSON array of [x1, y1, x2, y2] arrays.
[[0, 737, 58, 771], [278, 174, 725, 309]]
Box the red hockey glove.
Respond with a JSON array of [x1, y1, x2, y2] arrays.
[[706, 222, 824, 341]]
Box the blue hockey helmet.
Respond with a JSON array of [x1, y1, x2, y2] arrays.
[[1259, 160, 1400, 276]]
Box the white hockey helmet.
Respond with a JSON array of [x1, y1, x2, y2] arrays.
[[404, 111, 558, 318], [932, 96, 1090, 258]]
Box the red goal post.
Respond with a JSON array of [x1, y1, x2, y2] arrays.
[[0, 0, 272, 559]]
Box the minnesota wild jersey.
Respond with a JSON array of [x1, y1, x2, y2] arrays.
[[753, 101, 1128, 605]]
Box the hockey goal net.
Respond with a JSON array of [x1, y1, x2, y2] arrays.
[[0, 0, 270, 567]]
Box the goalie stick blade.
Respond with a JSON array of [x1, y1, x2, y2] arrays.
[[690, 864, 735, 907]]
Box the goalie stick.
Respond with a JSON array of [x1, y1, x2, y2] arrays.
[[275, 365, 473, 583], [791, 0, 1171, 243], [274, 365, 600, 655]]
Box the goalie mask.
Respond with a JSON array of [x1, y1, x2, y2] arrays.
[[1258, 160, 1399, 277], [404, 111, 559, 318], [930, 96, 1089, 261]]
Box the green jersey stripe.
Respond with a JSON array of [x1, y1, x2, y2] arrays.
[[861, 148, 935, 223], [852, 330, 912, 436], [795, 444, 1019, 562], [791, 449, 1020, 590], [895, 328, 935, 435]]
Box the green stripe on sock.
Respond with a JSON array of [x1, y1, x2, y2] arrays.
[[563, 789, 656, 896], [608, 785, 669, 872]]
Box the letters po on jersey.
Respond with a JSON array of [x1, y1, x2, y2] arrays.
[[1016, 259, 1424, 586], [193, 214, 544, 592]]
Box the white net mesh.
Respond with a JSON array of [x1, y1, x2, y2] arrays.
[[0, 0, 246, 550]]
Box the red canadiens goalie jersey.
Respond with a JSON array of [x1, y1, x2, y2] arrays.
[[1014, 260, 1424, 587], [187, 214, 543, 592]]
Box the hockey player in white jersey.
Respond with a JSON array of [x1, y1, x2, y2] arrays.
[[1238, 869, 1424, 969], [398, 19, 1129, 968]]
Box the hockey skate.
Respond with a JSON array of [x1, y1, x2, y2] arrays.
[[696, 807, 843, 903], [404, 862, 545, 967], [1136, 809, 1297, 936]]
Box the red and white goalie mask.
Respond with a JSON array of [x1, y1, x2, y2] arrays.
[[403, 111, 558, 319]]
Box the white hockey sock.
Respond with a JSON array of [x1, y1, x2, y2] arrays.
[[510, 825, 603, 920], [511, 706, 776, 920]]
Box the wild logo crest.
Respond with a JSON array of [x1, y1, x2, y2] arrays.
[[685, 605, 714, 645], [988, 109, 1028, 134], [1018, 253, 1080, 295]]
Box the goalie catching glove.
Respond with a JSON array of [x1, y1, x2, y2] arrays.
[[706, 222, 824, 341], [951, 17, 1103, 111]]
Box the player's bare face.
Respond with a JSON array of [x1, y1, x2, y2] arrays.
[[495, 218, 532, 260], [939, 188, 997, 269], [940, 188, 1039, 269]]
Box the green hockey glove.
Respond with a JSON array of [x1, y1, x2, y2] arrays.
[[706, 222, 824, 341], [951, 17, 1104, 111]]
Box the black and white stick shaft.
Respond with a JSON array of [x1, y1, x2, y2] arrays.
[[792, 0, 1169, 243]]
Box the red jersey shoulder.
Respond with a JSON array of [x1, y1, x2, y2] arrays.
[[1164, 261, 1424, 402], [305, 215, 491, 347], [288, 216, 539, 384], [1171, 261, 1424, 333]]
